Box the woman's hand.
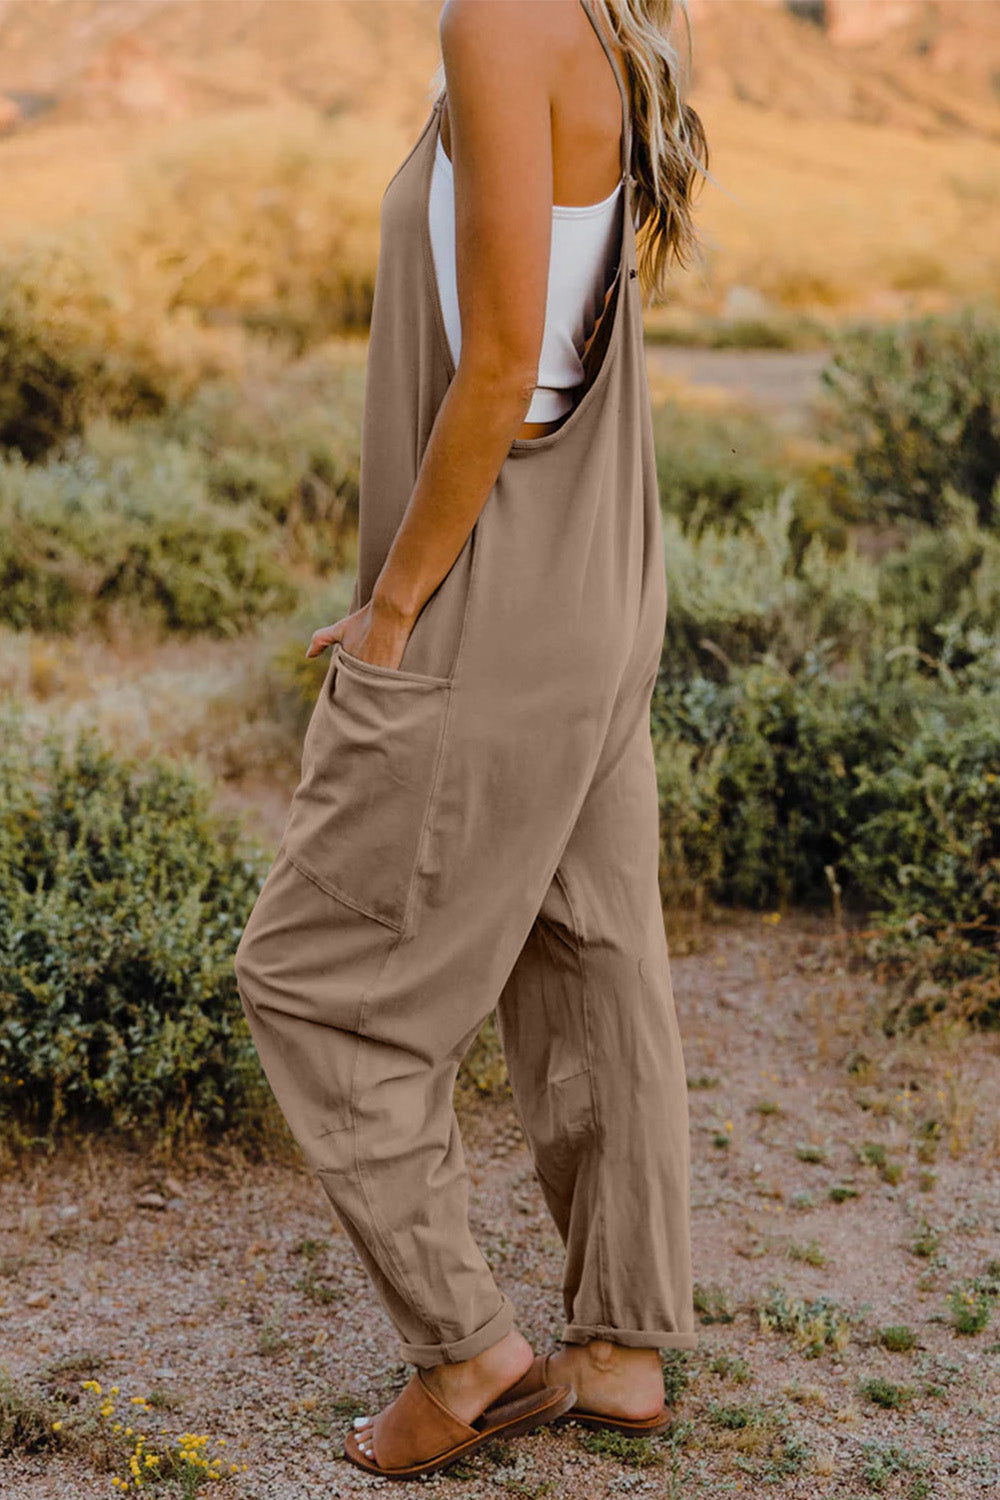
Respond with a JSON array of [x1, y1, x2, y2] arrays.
[[305, 597, 415, 672]]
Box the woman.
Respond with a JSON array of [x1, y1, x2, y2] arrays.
[[235, 0, 709, 1481]]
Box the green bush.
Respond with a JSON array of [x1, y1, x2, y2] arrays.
[[652, 397, 810, 532], [820, 307, 1000, 528], [0, 432, 298, 635], [0, 716, 269, 1137], [660, 485, 1000, 682], [661, 488, 887, 679], [653, 657, 909, 908], [0, 239, 192, 462], [159, 346, 364, 569], [875, 492, 1000, 662], [651, 649, 1000, 1025]]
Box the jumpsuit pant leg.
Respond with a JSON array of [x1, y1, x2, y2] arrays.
[[234, 639, 697, 1367], [235, 841, 526, 1367], [496, 656, 696, 1351]]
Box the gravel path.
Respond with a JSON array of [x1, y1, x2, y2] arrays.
[[2, 914, 998, 1498], [644, 346, 833, 432]]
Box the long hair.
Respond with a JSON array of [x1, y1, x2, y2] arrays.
[[429, 0, 712, 306], [594, 0, 711, 304]]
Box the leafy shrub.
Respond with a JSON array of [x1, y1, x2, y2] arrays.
[[652, 649, 1000, 1025], [661, 488, 887, 679], [652, 397, 819, 533], [874, 492, 1000, 662], [158, 344, 364, 569], [0, 236, 224, 462], [660, 483, 1000, 683], [820, 307, 1000, 528], [846, 691, 1000, 932], [0, 716, 269, 1138], [0, 433, 298, 635], [654, 658, 896, 908]]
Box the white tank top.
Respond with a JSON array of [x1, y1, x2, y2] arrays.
[[428, 128, 623, 423]]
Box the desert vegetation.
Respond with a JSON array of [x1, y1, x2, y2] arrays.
[[1, 302, 997, 1153], [1, 2, 998, 1495]]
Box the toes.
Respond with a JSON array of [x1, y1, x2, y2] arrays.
[[351, 1416, 376, 1461]]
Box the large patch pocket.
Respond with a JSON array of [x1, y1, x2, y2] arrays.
[[280, 643, 452, 935]]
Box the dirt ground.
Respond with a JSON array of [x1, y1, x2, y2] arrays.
[[2, 913, 999, 1499]]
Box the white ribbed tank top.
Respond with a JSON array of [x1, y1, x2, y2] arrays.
[[428, 129, 623, 423]]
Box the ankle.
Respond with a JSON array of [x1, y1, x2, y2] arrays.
[[427, 1329, 532, 1393], [578, 1339, 660, 1373], [581, 1338, 619, 1374]]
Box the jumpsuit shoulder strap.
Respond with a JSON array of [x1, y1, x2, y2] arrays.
[[577, 0, 633, 184]]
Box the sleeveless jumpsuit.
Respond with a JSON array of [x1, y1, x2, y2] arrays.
[[234, 0, 696, 1368]]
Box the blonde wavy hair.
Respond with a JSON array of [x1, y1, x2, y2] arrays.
[[429, 0, 711, 305], [591, 0, 711, 302]]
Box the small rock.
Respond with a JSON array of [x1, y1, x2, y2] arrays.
[[25, 1290, 49, 1307], [722, 284, 772, 321], [135, 1192, 167, 1211], [19, 1207, 42, 1237]]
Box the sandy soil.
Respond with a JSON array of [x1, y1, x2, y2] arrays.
[[2, 913, 998, 1499]]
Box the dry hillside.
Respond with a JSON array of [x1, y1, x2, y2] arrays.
[[0, 0, 997, 138], [0, 0, 997, 318]]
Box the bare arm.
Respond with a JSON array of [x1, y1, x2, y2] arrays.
[[308, 0, 556, 666]]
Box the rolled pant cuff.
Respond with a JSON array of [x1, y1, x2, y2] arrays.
[[399, 1292, 517, 1368], [561, 1322, 698, 1352]]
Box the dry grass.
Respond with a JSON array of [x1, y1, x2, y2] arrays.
[[656, 97, 1000, 322], [0, 567, 354, 848], [1, 52, 998, 337]]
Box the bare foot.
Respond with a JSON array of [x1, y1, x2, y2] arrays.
[[352, 1327, 534, 1463], [547, 1340, 665, 1421]]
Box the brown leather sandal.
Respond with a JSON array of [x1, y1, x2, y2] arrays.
[[343, 1367, 576, 1480], [486, 1350, 674, 1436]]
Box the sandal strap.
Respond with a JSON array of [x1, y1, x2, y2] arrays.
[[372, 1370, 476, 1471]]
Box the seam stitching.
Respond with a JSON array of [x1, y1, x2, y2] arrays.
[[398, 687, 453, 939], [400, 509, 483, 939], [552, 864, 610, 1329], [282, 847, 403, 934]]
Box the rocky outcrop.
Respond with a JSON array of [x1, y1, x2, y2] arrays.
[[823, 0, 918, 47], [67, 35, 190, 120]]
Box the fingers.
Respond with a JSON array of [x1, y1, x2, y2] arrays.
[[305, 624, 343, 659]]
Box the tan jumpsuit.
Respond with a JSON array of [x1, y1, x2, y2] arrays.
[[234, 0, 697, 1368]]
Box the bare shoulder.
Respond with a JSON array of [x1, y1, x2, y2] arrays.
[[439, 0, 575, 69]]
